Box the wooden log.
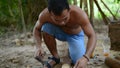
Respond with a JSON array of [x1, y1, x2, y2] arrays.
[[105, 57, 120, 68]]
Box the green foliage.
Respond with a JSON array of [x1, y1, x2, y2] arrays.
[[114, 0, 120, 3], [0, 0, 19, 27], [0, 0, 47, 34], [0, 0, 19, 35], [68, 0, 74, 5]]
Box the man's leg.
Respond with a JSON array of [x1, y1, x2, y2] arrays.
[[42, 32, 60, 68], [41, 23, 67, 68], [43, 32, 59, 58], [67, 30, 86, 64]]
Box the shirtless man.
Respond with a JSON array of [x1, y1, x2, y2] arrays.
[[33, 0, 96, 68]]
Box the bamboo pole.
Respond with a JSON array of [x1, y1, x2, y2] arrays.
[[101, 0, 117, 20], [94, 0, 110, 25]]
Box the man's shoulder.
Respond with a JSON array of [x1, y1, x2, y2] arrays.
[[70, 5, 83, 14], [70, 5, 82, 11], [70, 5, 79, 8], [70, 5, 84, 17], [69, 5, 88, 23], [38, 8, 50, 20], [39, 8, 49, 17]]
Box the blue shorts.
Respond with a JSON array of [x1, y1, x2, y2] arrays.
[[41, 23, 86, 64]]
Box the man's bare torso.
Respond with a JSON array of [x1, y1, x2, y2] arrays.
[[40, 5, 84, 34]]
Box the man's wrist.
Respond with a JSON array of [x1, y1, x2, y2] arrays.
[[83, 54, 90, 61]]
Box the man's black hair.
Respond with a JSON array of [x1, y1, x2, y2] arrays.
[[48, 0, 70, 16]]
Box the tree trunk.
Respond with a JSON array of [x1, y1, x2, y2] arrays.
[[80, 0, 83, 8], [84, 0, 88, 15], [89, 0, 94, 27], [18, 0, 26, 34]]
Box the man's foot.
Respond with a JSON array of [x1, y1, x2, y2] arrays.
[[44, 57, 60, 68]]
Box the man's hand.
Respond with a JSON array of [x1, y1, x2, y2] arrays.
[[35, 47, 45, 57], [74, 57, 88, 68], [34, 47, 45, 64]]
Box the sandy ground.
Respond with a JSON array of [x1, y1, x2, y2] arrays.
[[0, 28, 120, 68]]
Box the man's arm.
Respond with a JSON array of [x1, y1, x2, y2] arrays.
[[74, 8, 96, 68], [33, 13, 45, 59], [73, 7, 96, 55], [80, 12, 96, 58], [33, 20, 42, 48], [33, 9, 47, 49], [33, 19, 45, 65]]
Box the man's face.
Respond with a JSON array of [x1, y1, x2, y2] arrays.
[[50, 9, 70, 26]]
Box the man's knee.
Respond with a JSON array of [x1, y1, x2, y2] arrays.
[[41, 23, 55, 35]]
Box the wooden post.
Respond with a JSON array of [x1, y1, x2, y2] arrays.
[[105, 57, 120, 68]]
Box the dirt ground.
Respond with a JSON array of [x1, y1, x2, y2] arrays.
[[0, 25, 120, 68]]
